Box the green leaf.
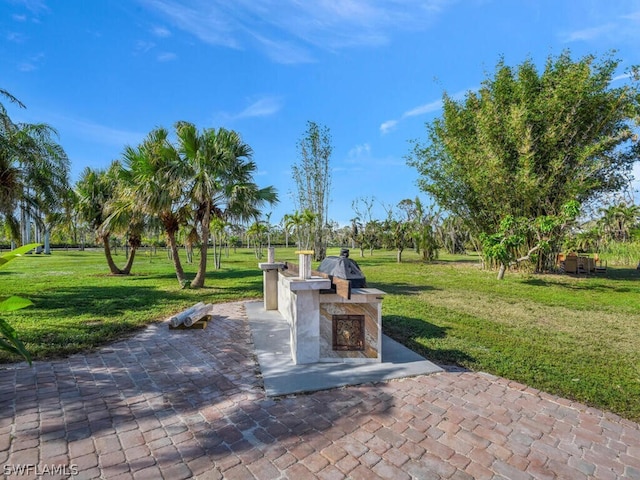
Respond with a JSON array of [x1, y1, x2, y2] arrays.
[[0, 255, 17, 267], [0, 243, 42, 269], [0, 296, 33, 312], [0, 318, 32, 365]]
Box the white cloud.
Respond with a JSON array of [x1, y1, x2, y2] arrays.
[[211, 96, 283, 125], [403, 99, 443, 118], [56, 116, 144, 148], [561, 5, 640, 44], [249, 32, 314, 64], [235, 96, 282, 119], [380, 88, 471, 135], [348, 143, 371, 159], [18, 62, 37, 72], [157, 51, 177, 61], [342, 143, 403, 170], [138, 0, 456, 64], [562, 23, 615, 42], [11, 0, 49, 14], [613, 73, 632, 82], [7, 31, 27, 42], [17, 52, 44, 72], [12, 107, 145, 149], [134, 40, 156, 54], [140, 0, 240, 49], [622, 10, 640, 21], [152, 26, 171, 37], [379, 120, 398, 135], [12, 14, 27, 21]]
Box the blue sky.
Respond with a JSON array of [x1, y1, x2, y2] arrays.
[[2, 0, 640, 226]]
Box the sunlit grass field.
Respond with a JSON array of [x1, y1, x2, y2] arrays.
[[1, 246, 639, 422]]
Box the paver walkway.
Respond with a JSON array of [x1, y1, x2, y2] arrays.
[[1, 301, 639, 479]]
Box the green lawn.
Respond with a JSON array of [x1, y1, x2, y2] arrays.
[[1, 247, 639, 422]]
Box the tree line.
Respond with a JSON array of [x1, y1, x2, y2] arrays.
[[2, 51, 639, 283]]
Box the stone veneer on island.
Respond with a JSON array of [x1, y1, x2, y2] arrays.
[[318, 289, 384, 363], [265, 252, 385, 365]]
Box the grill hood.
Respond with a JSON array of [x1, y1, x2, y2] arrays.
[[317, 249, 367, 288]]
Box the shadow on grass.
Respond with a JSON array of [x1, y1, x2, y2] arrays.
[[432, 257, 481, 265], [383, 314, 475, 368], [127, 266, 263, 282], [27, 285, 183, 317], [522, 268, 640, 292], [373, 281, 439, 296]]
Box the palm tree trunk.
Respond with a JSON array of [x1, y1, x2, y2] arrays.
[[102, 233, 124, 275], [166, 229, 186, 285], [192, 209, 210, 288], [121, 247, 137, 275]]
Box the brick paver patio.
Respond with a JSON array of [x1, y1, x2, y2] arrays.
[[1, 301, 639, 479]]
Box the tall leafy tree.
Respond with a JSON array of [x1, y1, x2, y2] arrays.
[[382, 216, 413, 263], [292, 121, 333, 261], [408, 51, 640, 272]]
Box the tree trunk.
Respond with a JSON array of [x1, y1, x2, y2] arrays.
[[121, 247, 137, 275], [166, 229, 186, 285], [314, 239, 326, 262], [497, 263, 506, 280], [44, 229, 51, 255], [102, 233, 124, 275], [397, 249, 403, 263], [191, 210, 210, 288]]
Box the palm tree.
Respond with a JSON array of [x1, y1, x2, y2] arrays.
[[284, 209, 316, 250], [101, 162, 147, 274], [175, 122, 277, 288], [121, 128, 190, 286], [246, 221, 268, 259], [75, 165, 123, 274], [1, 89, 70, 246], [598, 203, 640, 243], [210, 216, 228, 269]]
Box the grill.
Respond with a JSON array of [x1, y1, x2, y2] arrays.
[[317, 249, 367, 289]]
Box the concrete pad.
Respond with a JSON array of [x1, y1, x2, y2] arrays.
[[245, 301, 443, 396]]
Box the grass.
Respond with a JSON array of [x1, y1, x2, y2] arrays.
[[1, 246, 639, 422], [0, 248, 264, 360]]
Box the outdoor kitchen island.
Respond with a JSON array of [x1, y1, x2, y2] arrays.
[[254, 248, 443, 396], [261, 249, 385, 365]]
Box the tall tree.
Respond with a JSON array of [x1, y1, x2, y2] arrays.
[[176, 122, 278, 288], [101, 163, 147, 274], [408, 51, 640, 272], [292, 121, 333, 261], [75, 165, 124, 274], [284, 209, 316, 250], [598, 202, 640, 243], [121, 128, 190, 286], [1, 89, 70, 246]]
